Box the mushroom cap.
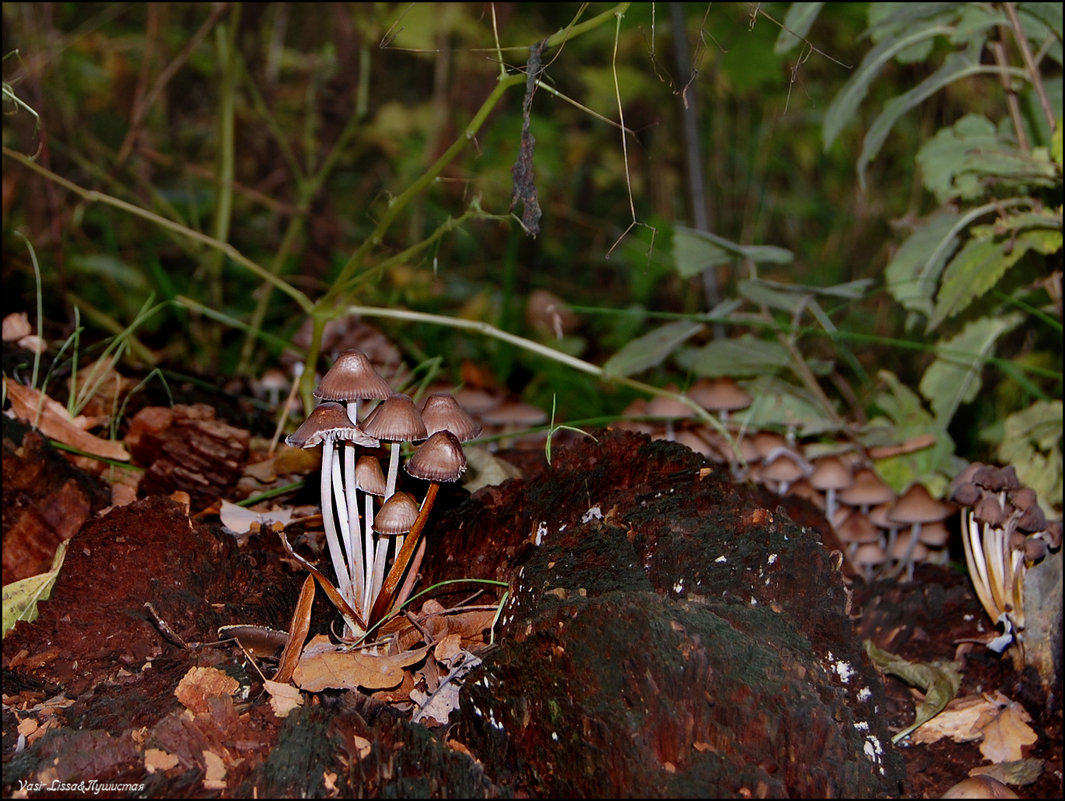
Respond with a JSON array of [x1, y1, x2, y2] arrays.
[[853, 542, 887, 567], [916, 519, 951, 547], [834, 509, 880, 544], [1016, 503, 1047, 534], [313, 349, 393, 403], [760, 452, 807, 484], [886, 483, 953, 525], [972, 464, 1020, 492], [361, 393, 428, 443], [950, 481, 982, 507], [974, 494, 1007, 527], [420, 393, 482, 441], [372, 491, 420, 535], [809, 455, 855, 492], [354, 454, 388, 496], [837, 468, 895, 507], [646, 392, 694, 420], [688, 377, 752, 413], [405, 430, 467, 482], [285, 402, 380, 448]]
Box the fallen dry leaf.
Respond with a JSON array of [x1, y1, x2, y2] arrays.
[[293, 642, 432, 692], [910, 694, 988, 745], [174, 666, 241, 714], [4, 379, 129, 462], [976, 692, 1038, 763], [263, 679, 303, 718]]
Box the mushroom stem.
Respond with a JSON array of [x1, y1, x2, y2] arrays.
[[384, 441, 402, 499], [368, 481, 440, 627], [363, 492, 376, 614], [342, 444, 365, 610], [320, 438, 355, 608]]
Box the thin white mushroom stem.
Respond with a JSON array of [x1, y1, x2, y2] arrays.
[[962, 510, 999, 623], [363, 492, 376, 615], [342, 444, 365, 610], [320, 438, 355, 606], [367, 537, 390, 614], [331, 448, 359, 608], [384, 441, 402, 499]]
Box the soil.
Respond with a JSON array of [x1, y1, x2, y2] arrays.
[[2, 407, 1062, 798]]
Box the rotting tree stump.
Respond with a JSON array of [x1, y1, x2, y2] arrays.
[[3, 426, 905, 797]]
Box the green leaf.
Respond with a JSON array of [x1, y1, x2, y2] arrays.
[[885, 211, 961, 317], [601, 320, 705, 378], [858, 47, 1014, 191], [823, 18, 953, 149], [919, 313, 1024, 426], [671, 226, 793, 280], [3, 540, 68, 638], [774, 3, 824, 54], [864, 640, 961, 744], [916, 114, 999, 203], [997, 400, 1063, 513], [732, 375, 840, 436], [929, 233, 1031, 330], [677, 334, 793, 378]]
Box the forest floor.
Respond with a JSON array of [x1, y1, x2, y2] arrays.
[[2, 372, 1062, 799]]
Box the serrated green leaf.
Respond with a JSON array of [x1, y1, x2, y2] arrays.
[[3, 540, 68, 638], [865, 639, 961, 744], [859, 47, 1012, 191], [731, 375, 840, 436], [930, 234, 1030, 330], [738, 280, 812, 313], [917, 114, 998, 203], [998, 400, 1063, 512], [601, 320, 705, 378], [775, 3, 824, 54], [824, 18, 953, 149], [676, 334, 792, 378], [919, 313, 1024, 425], [885, 211, 961, 316]]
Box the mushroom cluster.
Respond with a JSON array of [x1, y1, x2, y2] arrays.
[[949, 463, 1062, 654], [285, 350, 480, 637]]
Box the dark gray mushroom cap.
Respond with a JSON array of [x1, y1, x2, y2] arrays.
[[361, 393, 428, 443], [313, 349, 393, 403], [405, 430, 467, 482], [420, 393, 482, 441], [285, 402, 380, 448]]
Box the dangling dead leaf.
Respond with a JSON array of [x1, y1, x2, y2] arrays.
[[292, 639, 432, 692], [4, 379, 129, 461], [975, 691, 1038, 763], [910, 694, 992, 745]]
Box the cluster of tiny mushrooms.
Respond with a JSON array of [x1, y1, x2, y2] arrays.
[[624, 377, 1061, 656], [285, 349, 480, 639]]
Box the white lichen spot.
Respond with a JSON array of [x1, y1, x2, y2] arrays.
[[863, 735, 885, 775], [673, 579, 684, 594], [535, 521, 548, 546], [581, 505, 603, 524], [857, 687, 872, 703], [750, 597, 758, 605], [833, 660, 855, 683], [714, 555, 727, 563], [551, 731, 559, 741], [767, 553, 778, 565], [853, 720, 869, 732]]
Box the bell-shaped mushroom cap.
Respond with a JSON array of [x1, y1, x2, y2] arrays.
[[974, 494, 1007, 527], [809, 455, 854, 492], [354, 454, 388, 496], [972, 464, 1020, 492], [886, 483, 953, 525], [313, 349, 393, 403], [405, 430, 467, 482], [1016, 503, 1047, 534], [834, 509, 880, 544], [838, 468, 895, 507], [285, 402, 380, 448], [688, 377, 752, 414], [361, 393, 428, 443], [372, 491, 419, 535], [420, 393, 482, 441], [950, 481, 982, 507]]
